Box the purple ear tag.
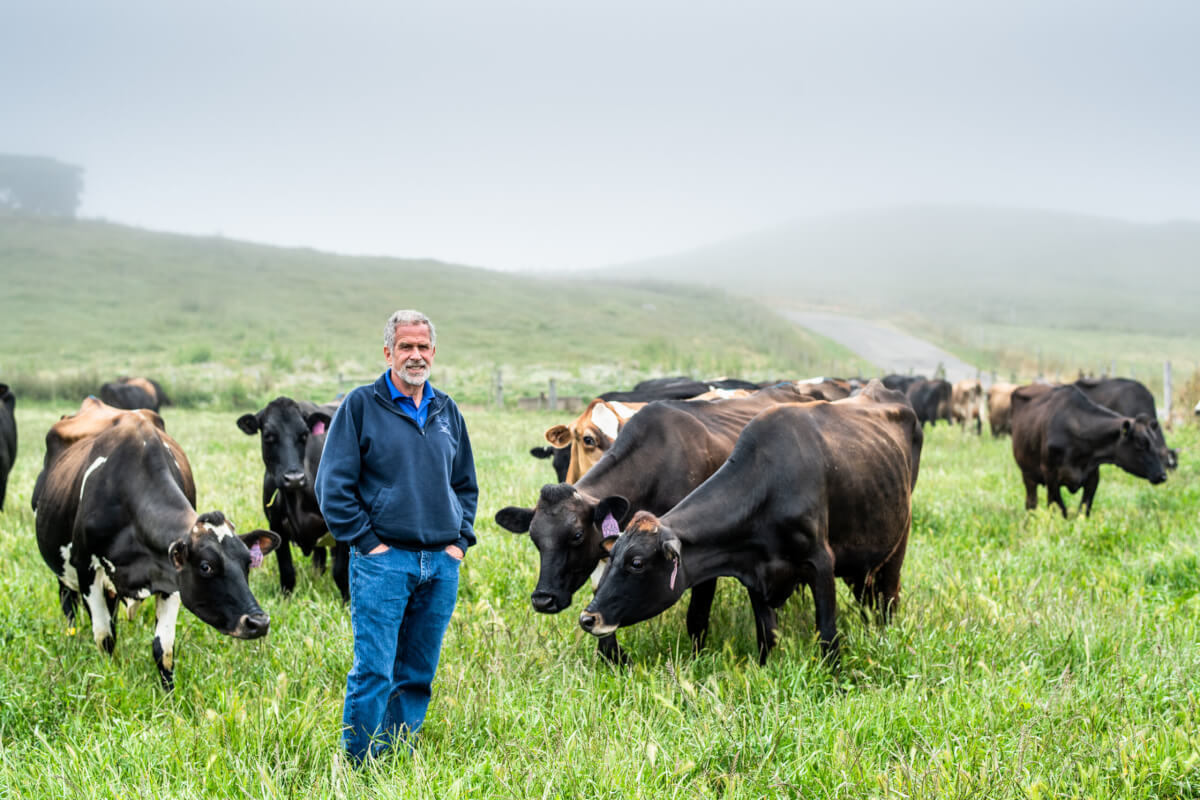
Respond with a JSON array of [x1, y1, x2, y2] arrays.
[[669, 559, 679, 591], [249, 543, 264, 568], [311, 421, 326, 436], [601, 512, 620, 539]]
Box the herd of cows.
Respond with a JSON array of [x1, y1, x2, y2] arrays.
[[0, 370, 1188, 689]]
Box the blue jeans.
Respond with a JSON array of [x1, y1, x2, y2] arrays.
[[343, 546, 461, 763]]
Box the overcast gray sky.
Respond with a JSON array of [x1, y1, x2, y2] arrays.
[[3, 1, 1198, 270]]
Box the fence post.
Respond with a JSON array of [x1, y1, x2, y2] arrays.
[[1163, 361, 1172, 428], [549, 378, 558, 411], [495, 368, 503, 409]]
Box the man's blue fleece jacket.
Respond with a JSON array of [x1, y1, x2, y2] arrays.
[[315, 372, 478, 556]]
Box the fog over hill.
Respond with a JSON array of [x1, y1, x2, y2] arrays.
[[602, 206, 1200, 335]]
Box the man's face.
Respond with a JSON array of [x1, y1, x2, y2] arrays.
[[384, 322, 435, 392]]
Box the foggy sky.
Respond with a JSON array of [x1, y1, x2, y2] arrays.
[[3, 1, 1198, 270]]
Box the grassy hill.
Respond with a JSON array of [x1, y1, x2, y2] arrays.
[[0, 215, 863, 408], [608, 205, 1200, 335]]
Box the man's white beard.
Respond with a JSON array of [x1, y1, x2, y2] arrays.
[[400, 361, 429, 386]]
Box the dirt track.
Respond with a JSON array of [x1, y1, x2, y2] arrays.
[[780, 310, 982, 384]]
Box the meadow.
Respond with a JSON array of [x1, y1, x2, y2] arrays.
[[1, 399, 1197, 799]]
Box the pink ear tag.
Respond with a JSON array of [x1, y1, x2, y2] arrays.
[[669, 559, 679, 591], [249, 543, 264, 568], [311, 421, 326, 436], [601, 512, 620, 539]]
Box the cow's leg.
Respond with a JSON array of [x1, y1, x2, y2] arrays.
[[152, 591, 181, 691], [808, 549, 840, 665], [596, 634, 627, 665], [749, 591, 779, 666], [312, 545, 328, 575], [872, 536, 908, 624], [82, 568, 116, 654], [58, 580, 80, 632], [685, 578, 718, 651], [1047, 481, 1068, 518], [332, 542, 351, 603], [1080, 469, 1101, 517], [276, 539, 297, 595], [1022, 473, 1039, 510]]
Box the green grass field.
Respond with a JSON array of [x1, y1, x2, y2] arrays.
[[1, 400, 1198, 798]]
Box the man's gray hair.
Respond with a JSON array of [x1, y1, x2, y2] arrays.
[[384, 309, 436, 351]]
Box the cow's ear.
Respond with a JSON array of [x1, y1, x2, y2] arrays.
[[240, 530, 281, 560], [529, 446, 554, 459], [545, 425, 571, 448], [306, 411, 332, 436], [237, 414, 260, 435], [168, 540, 190, 571], [494, 506, 534, 534], [662, 535, 682, 564], [593, 496, 630, 527], [1120, 419, 1132, 437]]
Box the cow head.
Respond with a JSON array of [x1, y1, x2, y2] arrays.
[[1113, 415, 1169, 485], [167, 512, 281, 638], [579, 511, 686, 637], [494, 484, 629, 614], [238, 397, 332, 494], [544, 399, 640, 483], [529, 444, 571, 483]]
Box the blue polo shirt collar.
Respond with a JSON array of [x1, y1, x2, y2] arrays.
[[386, 373, 433, 426]]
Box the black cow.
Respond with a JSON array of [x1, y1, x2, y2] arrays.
[[1074, 377, 1177, 469], [906, 378, 953, 426], [32, 398, 279, 690], [99, 376, 171, 412], [237, 397, 347, 601], [529, 444, 571, 483], [496, 383, 813, 662], [0, 383, 15, 511], [579, 382, 922, 664], [1011, 384, 1167, 518], [882, 374, 925, 394]]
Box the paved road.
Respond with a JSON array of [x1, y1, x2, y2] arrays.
[[779, 310, 982, 384]]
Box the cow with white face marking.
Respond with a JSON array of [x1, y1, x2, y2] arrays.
[[543, 399, 648, 484], [32, 397, 279, 690], [237, 396, 346, 601]]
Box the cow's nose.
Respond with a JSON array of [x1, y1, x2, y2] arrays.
[[579, 612, 598, 632], [530, 592, 560, 614], [1151, 472, 1167, 485], [281, 471, 307, 490], [239, 612, 270, 639]]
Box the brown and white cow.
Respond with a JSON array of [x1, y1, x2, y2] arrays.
[[543, 399, 648, 484], [32, 398, 279, 690], [951, 379, 983, 434]]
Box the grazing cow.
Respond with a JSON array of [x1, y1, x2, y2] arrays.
[[906, 378, 953, 426], [987, 382, 1018, 437], [32, 398, 279, 690], [0, 383, 15, 511], [1073, 377, 1178, 469], [495, 383, 813, 662], [99, 377, 171, 412], [579, 381, 922, 664], [951, 379, 984, 434], [237, 397, 347, 601], [1010, 384, 1167, 518]]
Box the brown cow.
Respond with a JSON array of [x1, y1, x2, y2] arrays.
[[951, 379, 983, 434], [987, 382, 1018, 437]]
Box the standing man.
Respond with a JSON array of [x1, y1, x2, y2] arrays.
[[316, 309, 478, 764]]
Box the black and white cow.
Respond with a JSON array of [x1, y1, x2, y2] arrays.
[[32, 398, 279, 690], [238, 396, 347, 601]]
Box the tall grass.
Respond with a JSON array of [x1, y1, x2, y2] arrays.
[[1, 402, 1198, 798]]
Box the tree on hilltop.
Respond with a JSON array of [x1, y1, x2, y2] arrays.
[[0, 154, 84, 217]]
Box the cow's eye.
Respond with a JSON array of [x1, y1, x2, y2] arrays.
[[571, 529, 584, 543], [298, 432, 308, 443], [263, 433, 277, 444], [199, 561, 215, 577], [629, 557, 644, 571], [582, 435, 596, 447]]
